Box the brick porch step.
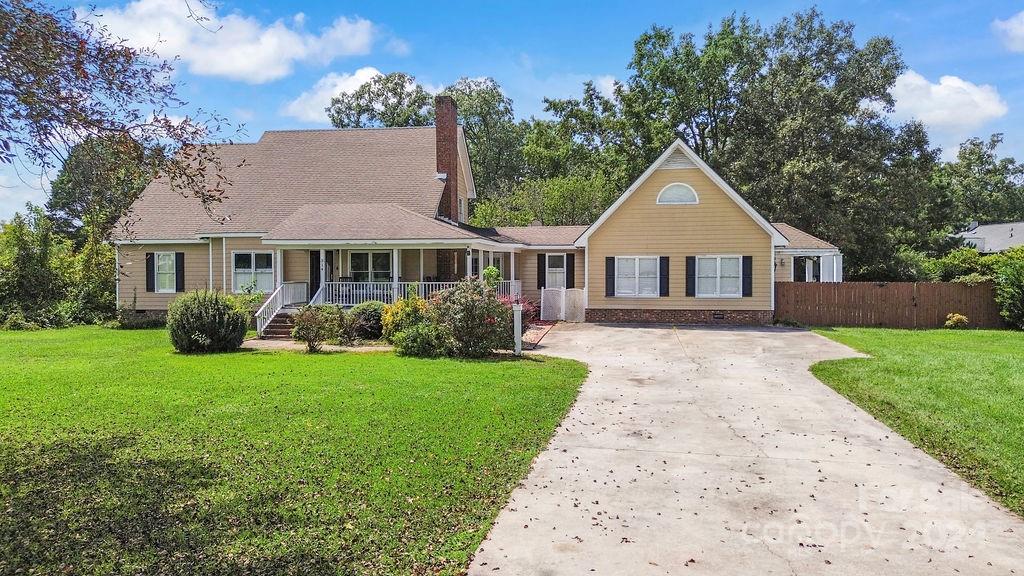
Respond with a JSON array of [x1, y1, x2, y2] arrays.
[[261, 312, 295, 340]]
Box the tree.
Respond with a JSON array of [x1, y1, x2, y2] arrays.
[[0, 204, 74, 323], [935, 134, 1024, 226], [327, 72, 433, 128], [46, 135, 159, 245], [1, 0, 237, 213], [527, 9, 943, 279], [440, 78, 527, 198]]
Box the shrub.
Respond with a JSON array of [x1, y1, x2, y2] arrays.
[[392, 322, 448, 357], [0, 310, 40, 331], [498, 295, 538, 331], [929, 247, 983, 281], [994, 257, 1024, 329], [336, 309, 360, 346], [951, 272, 992, 286], [291, 305, 339, 353], [430, 280, 511, 358], [166, 291, 248, 353], [482, 265, 501, 288], [382, 290, 428, 342], [350, 300, 386, 340], [944, 313, 969, 329]]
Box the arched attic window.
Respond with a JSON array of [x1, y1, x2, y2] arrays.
[[656, 183, 699, 205]]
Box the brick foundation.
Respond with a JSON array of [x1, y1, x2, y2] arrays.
[[585, 308, 773, 326]]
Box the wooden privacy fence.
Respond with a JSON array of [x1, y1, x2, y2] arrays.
[[774, 282, 1005, 328]]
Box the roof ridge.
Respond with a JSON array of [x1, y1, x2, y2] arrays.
[[260, 125, 437, 137]]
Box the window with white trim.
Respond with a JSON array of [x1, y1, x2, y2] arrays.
[[615, 256, 659, 297], [351, 251, 392, 283], [458, 198, 466, 222], [233, 252, 274, 292], [545, 253, 566, 289], [656, 183, 699, 204], [155, 252, 176, 293], [696, 256, 741, 297]]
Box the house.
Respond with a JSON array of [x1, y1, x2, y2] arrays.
[[115, 96, 841, 334], [955, 221, 1024, 253]]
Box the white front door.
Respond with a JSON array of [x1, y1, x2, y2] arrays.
[[546, 253, 566, 289]]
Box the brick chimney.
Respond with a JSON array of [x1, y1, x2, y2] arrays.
[[435, 95, 459, 220]]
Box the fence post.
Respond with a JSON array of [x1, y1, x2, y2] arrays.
[[512, 303, 523, 356]]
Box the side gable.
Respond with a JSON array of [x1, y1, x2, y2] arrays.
[[576, 139, 787, 246], [457, 126, 476, 199]]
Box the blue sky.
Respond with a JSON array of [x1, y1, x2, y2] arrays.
[[2, 0, 1023, 219]]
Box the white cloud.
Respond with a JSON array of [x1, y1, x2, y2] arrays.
[[281, 67, 382, 123], [91, 0, 395, 83], [0, 167, 49, 220], [993, 11, 1024, 52], [890, 71, 1008, 132], [594, 75, 617, 98]]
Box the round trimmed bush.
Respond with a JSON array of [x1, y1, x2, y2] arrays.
[[350, 300, 386, 339], [166, 290, 248, 353], [393, 322, 447, 357]]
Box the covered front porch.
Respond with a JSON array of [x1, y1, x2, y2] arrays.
[[285, 243, 523, 306]]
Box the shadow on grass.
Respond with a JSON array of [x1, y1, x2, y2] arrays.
[[0, 435, 347, 575]]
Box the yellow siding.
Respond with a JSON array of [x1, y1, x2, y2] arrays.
[[586, 168, 773, 310], [519, 249, 585, 304], [117, 243, 211, 310], [283, 249, 309, 283], [775, 254, 794, 282]]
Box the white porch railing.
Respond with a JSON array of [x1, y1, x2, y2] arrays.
[[309, 279, 522, 307], [255, 281, 308, 336]]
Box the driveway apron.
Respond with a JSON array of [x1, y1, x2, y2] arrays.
[[468, 323, 1024, 575]]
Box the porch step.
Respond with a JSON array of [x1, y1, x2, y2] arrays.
[[261, 312, 295, 340]]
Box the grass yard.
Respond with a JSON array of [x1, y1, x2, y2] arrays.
[[0, 327, 587, 575], [812, 327, 1024, 517]]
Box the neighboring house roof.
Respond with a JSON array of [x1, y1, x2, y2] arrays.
[[263, 203, 482, 242], [119, 126, 473, 240], [771, 223, 838, 251], [575, 139, 789, 247], [954, 221, 1023, 253]]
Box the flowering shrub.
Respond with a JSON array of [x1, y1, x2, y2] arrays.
[[291, 305, 340, 353], [944, 313, 969, 329], [167, 291, 248, 353], [382, 288, 428, 342], [498, 295, 538, 331], [427, 280, 511, 358]]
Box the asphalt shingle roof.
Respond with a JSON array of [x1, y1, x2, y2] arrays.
[[771, 223, 838, 250], [264, 203, 481, 241]]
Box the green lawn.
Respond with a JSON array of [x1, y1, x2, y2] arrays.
[[812, 328, 1024, 516], [0, 327, 587, 575]]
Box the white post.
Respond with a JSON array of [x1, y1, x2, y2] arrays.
[[805, 257, 814, 283], [821, 254, 836, 283], [275, 249, 283, 287], [465, 247, 472, 280], [115, 248, 120, 307], [392, 248, 400, 301], [835, 254, 844, 282], [319, 249, 326, 292], [419, 248, 424, 282], [510, 251, 516, 282], [222, 238, 227, 292], [478, 249, 484, 280], [208, 240, 213, 290], [512, 303, 523, 356]]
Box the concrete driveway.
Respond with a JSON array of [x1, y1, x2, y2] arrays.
[[469, 323, 1024, 575]]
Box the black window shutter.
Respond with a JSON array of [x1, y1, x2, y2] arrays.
[[565, 253, 575, 288], [742, 256, 753, 297], [685, 256, 696, 297], [536, 254, 546, 289], [175, 252, 185, 292], [605, 257, 615, 297], [659, 256, 670, 297], [145, 252, 155, 292]]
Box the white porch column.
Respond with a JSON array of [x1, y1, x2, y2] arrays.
[[821, 254, 836, 283], [805, 257, 815, 282], [465, 247, 472, 280], [275, 249, 283, 287], [319, 249, 326, 290], [835, 254, 844, 282], [478, 249, 484, 280], [510, 251, 515, 281], [392, 248, 400, 301], [419, 249, 424, 282]]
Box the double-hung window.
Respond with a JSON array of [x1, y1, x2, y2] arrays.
[[233, 252, 274, 292], [615, 256, 659, 297], [545, 254, 566, 289], [155, 252, 176, 293], [351, 252, 392, 282], [696, 256, 742, 298]]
